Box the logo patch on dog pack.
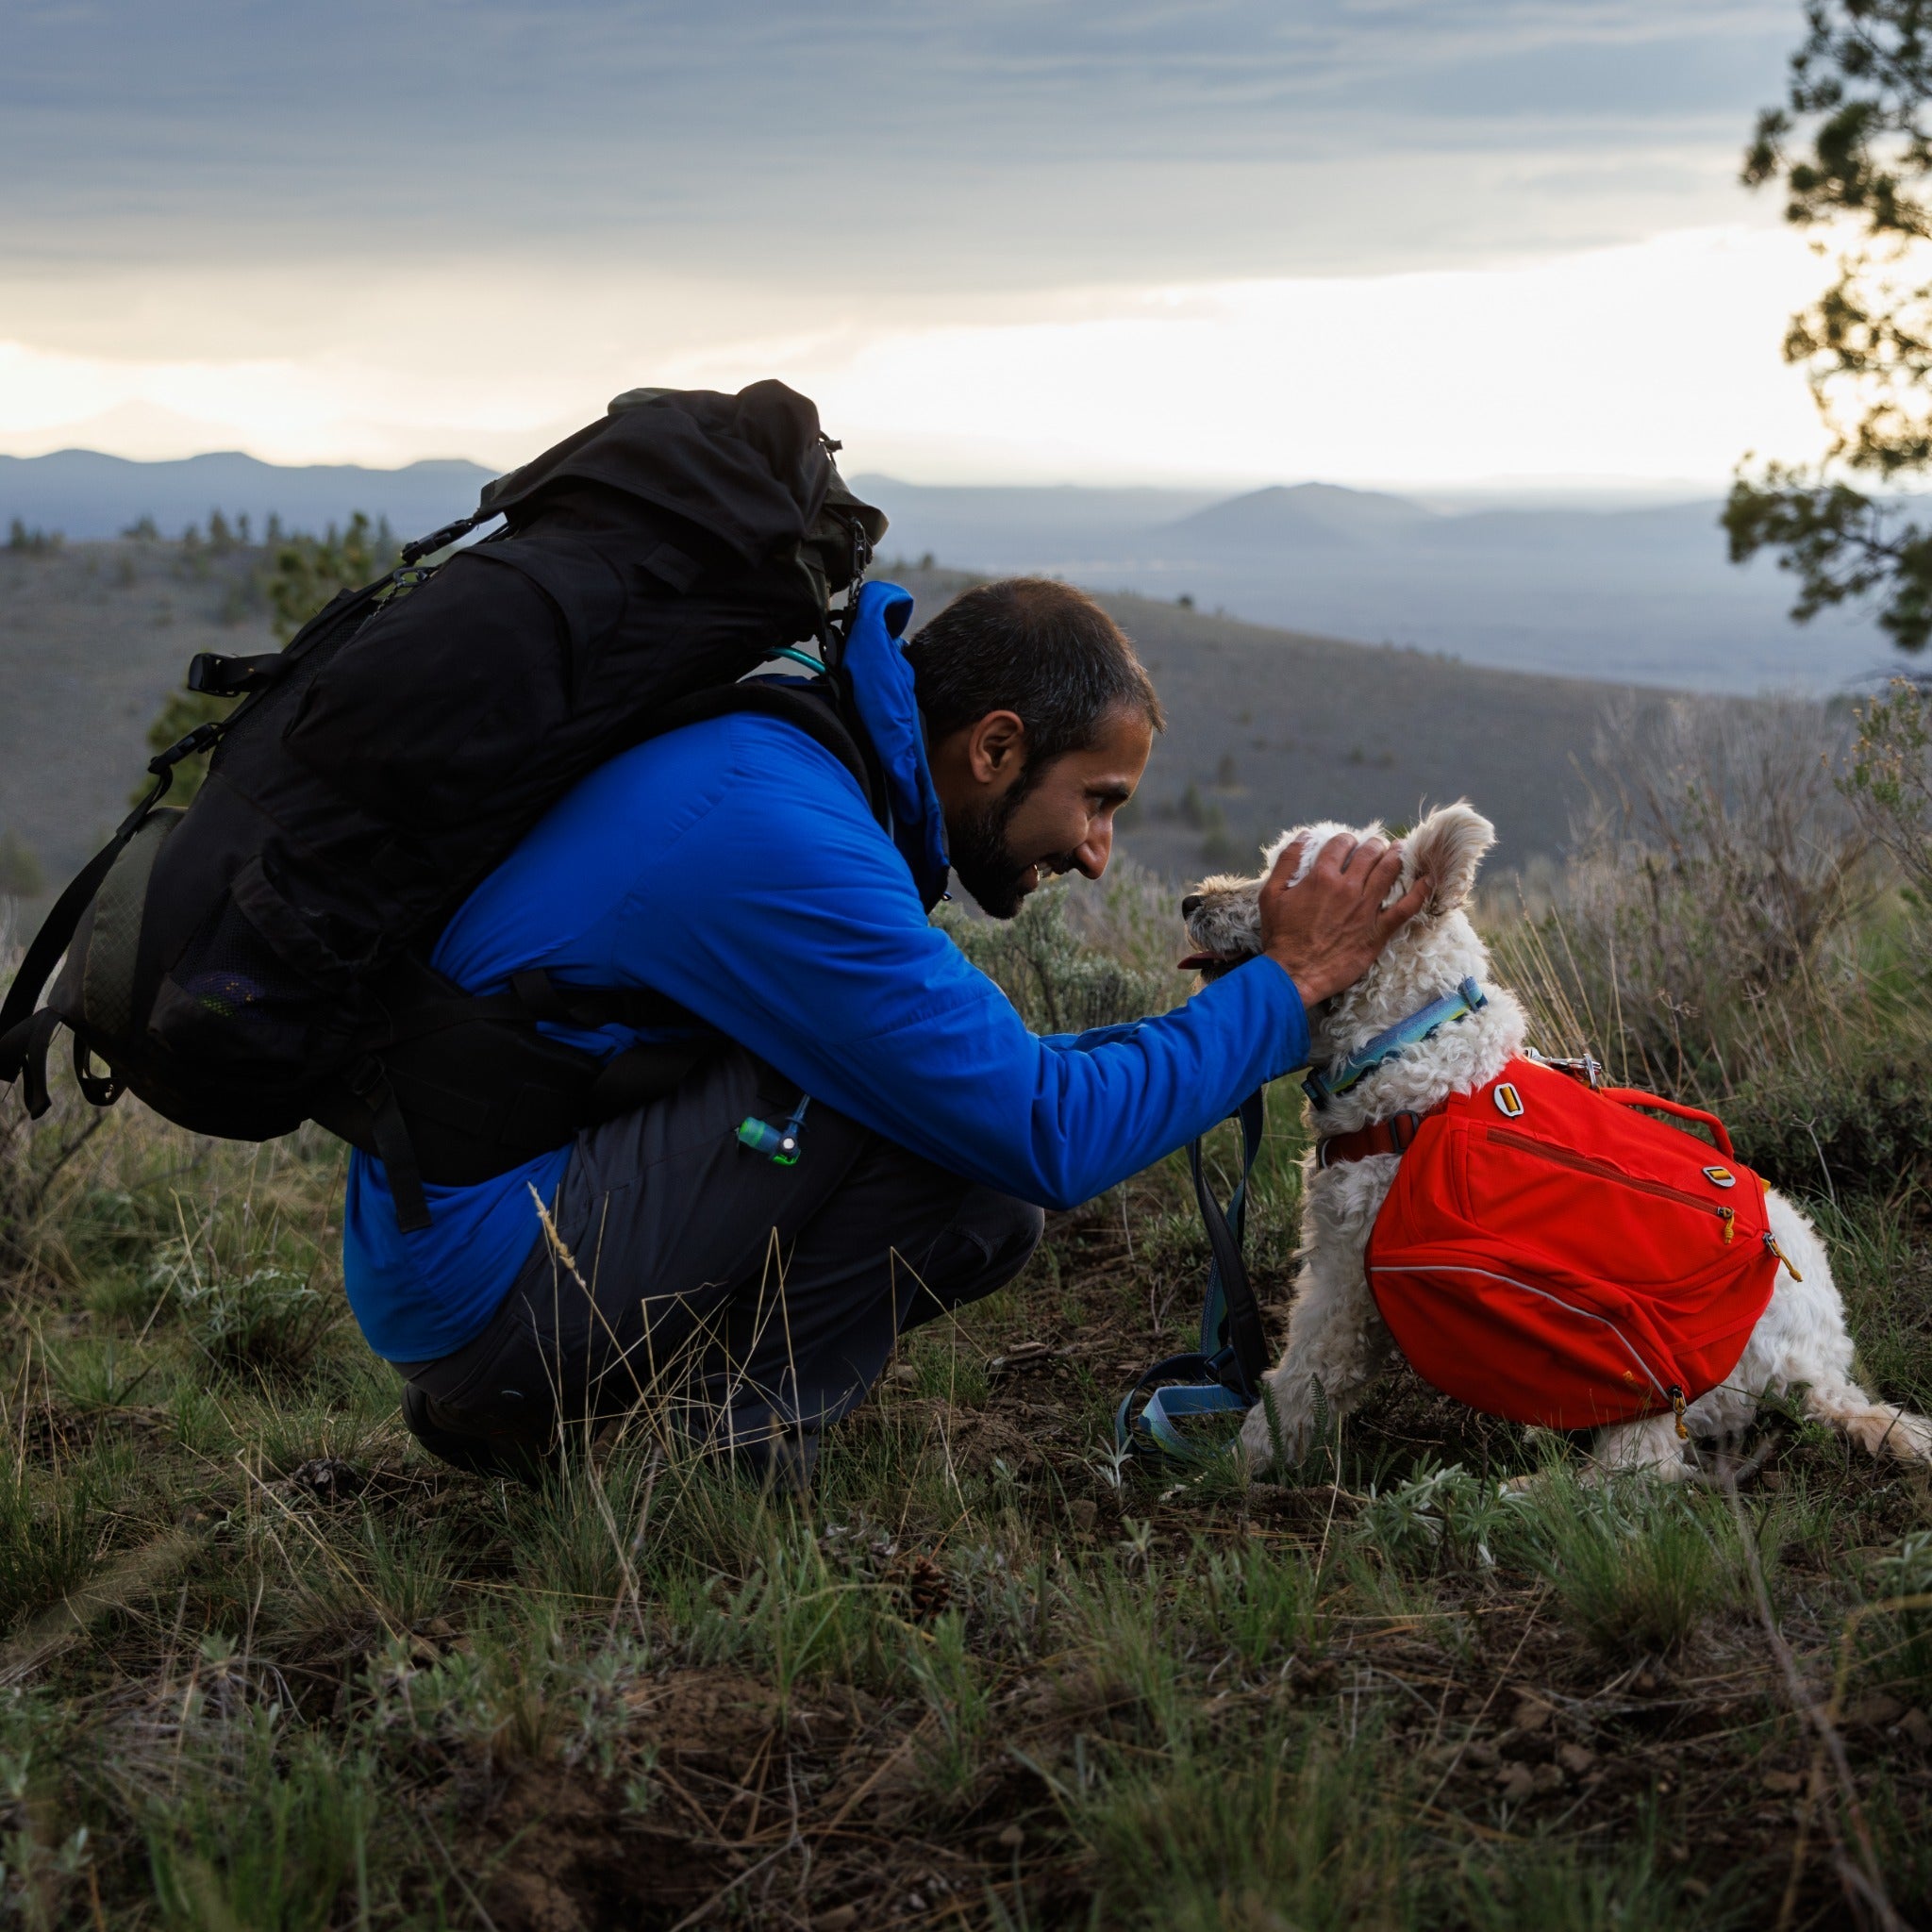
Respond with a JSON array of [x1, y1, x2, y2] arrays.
[[1493, 1083, 1524, 1118], [1703, 1165, 1737, 1190]]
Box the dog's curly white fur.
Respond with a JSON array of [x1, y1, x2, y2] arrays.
[[1184, 802, 1932, 1481]]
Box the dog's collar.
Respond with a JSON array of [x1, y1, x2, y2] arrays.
[[1303, 977, 1487, 1112]]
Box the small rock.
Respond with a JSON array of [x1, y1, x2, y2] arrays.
[[816, 1909, 858, 1931], [1758, 1468, 1784, 1491], [1462, 1738, 1501, 1769], [1761, 1769, 1805, 1795], [1842, 1691, 1905, 1730], [1494, 1762, 1537, 1801], [1557, 1742, 1597, 1776], [1531, 1762, 1566, 1794], [905, 1894, 926, 1914], [1684, 1877, 1711, 1899], [1069, 1498, 1098, 1532], [1899, 1707, 1932, 1750], [997, 1824, 1024, 1849], [1631, 1668, 1660, 1694], [889, 1362, 919, 1386], [1509, 1697, 1554, 1733]]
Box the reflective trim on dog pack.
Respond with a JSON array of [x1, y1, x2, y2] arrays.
[[1365, 1058, 1779, 1430]]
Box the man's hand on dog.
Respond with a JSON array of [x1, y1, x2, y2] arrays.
[[1260, 834, 1431, 1009]]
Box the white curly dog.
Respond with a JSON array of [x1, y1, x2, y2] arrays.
[[1180, 801, 1932, 1481]]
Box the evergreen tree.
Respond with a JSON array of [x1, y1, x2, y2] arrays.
[[1732, 1, 1932, 650]]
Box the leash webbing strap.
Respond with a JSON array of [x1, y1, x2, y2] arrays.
[[1116, 1088, 1268, 1460], [1191, 1087, 1268, 1393]]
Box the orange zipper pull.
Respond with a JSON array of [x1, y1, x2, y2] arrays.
[[1764, 1231, 1804, 1282], [1718, 1207, 1735, 1243], [1669, 1385, 1689, 1441]]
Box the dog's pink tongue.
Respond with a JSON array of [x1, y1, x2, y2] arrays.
[[1176, 951, 1221, 970]]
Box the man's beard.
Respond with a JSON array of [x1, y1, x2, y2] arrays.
[[949, 788, 1074, 920]]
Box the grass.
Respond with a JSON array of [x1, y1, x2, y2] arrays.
[[2, 853, 1931, 1925]]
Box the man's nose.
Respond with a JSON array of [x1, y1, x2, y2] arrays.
[[1073, 823, 1111, 880], [1180, 893, 1203, 918]]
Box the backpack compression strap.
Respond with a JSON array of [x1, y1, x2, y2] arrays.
[[1115, 1088, 1269, 1458], [0, 725, 222, 1106]]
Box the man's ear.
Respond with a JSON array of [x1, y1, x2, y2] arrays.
[[1406, 802, 1495, 914], [967, 709, 1028, 787]]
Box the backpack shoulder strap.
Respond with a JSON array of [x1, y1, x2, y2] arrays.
[[641, 677, 884, 823]]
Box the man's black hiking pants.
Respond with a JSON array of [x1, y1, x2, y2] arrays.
[[394, 1046, 1043, 1483]]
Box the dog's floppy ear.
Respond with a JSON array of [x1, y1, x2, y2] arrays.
[[1406, 802, 1494, 914]]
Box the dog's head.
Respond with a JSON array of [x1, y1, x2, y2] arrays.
[[1180, 801, 1497, 1064]]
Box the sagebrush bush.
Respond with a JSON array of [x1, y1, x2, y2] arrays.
[[1847, 677, 1932, 908], [1725, 1040, 1932, 1201], [175, 1265, 339, 1381], [934, 876, 1174, 1034], [1498, 694, 1874, 1091]]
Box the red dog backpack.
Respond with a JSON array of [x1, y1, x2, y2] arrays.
[[1363, 1058, 1787, 1432]]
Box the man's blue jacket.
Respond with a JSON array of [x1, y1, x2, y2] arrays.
[[344, 582, 1311, 1363]]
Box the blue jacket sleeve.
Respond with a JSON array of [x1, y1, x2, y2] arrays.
[[601, 717, 1309, 1210]]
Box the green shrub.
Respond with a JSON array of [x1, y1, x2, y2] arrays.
[[934, 879, 1172, 1034], [1725, 1042, 1932, 1201], [178, 1266, 339, 1382]]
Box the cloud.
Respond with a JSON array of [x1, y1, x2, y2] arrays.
[[0, 226, 1831, 485], [0, 3, 1823, 482], [2, 0, 1797, 291]]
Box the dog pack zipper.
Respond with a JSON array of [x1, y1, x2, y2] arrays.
[[1486, 1126, 1739, 1241], [1486, 1124, 1801, 1274]]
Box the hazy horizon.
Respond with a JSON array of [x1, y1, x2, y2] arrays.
[[2, 4, 1830, 490]]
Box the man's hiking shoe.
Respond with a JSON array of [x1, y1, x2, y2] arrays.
[[400, 1382, 558, 1486]]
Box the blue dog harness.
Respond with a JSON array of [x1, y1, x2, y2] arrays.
[[1302, 977, 1487, 1110]]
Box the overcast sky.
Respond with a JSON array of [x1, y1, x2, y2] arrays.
[[0, 0, 1831, 487]]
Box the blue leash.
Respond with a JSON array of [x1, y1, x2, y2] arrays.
[[1116, 1089, 1267, 1459]]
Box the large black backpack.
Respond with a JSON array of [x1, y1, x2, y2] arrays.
[[0, 380, 888, 1227]]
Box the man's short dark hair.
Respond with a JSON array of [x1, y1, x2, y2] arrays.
[[905, 578, 1164, 774]]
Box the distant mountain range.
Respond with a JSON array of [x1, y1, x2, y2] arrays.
[[853, 475, 1898, 697], [0, 448, 494, 546], [0, 448, 1907, 694]]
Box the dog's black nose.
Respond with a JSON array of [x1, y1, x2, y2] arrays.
[[1180, 893, 1203, 918]]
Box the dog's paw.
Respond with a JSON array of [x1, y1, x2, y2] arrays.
[[1238, 1405, 1279, 1477]]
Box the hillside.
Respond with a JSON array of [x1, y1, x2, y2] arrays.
[[0, 544, 1658, 908], [889, 562, 1658, 887]]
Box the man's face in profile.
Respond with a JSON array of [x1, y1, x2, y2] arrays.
[[948, 705, 1154, 919]]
